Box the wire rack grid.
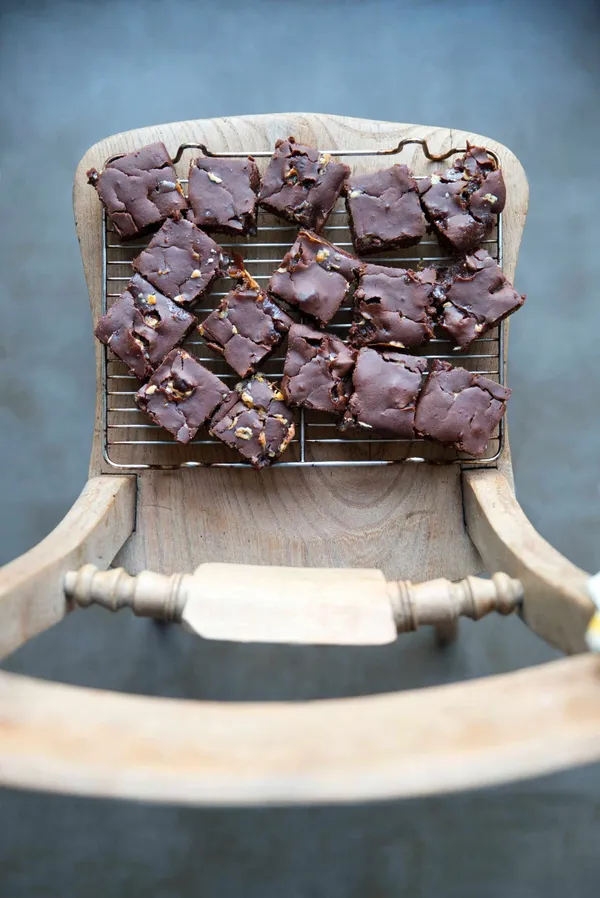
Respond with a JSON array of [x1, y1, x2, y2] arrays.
[[101, 140, 504, 470]]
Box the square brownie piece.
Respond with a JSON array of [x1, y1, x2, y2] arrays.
[[282, 324, 356, 416], [210, 374, 295, 468], [435, 249, 525, 350], [135, 349, 229, 444], [198, 267, 293, 377], [348, 264, 436, 350], [342, 348, 428, 437], [268, 230, 361, 326], [133, 217, 227, 307], [419, 145, 506, 253], [187, 154, 260, 236], [414, 360, 510, 457], [345, 164, 427, 254], [258, 137, 349, 232], [95, 274, 196, 380], [87, 142, 187, 241]]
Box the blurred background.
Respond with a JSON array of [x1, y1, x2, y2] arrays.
[[1, 0, 599, 895]]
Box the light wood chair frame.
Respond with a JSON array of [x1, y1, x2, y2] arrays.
[[0, 114, 597, 806]]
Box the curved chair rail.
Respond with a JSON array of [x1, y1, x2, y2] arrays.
[[1, 656, 599, 805]]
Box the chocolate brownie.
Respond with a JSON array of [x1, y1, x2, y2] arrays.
[[95, 274, 196, 380], [345, 164, 426, 254], [133, 217, 227, 307], [268, 230, 361, 325], [187, 154, 260, 236], [435, 249, 525, 349], [210, 374, 295, 468], [348, 264, 436, 350], [258, 137, 349, 232], [198, 267, 293, 377], [414, 360, 510, 456], [342, 348, 428, 437], [135, 349, 229, 444], [282, 324, 355, 415], [87, 142, 187, 241], [419, 145, 506, 253]]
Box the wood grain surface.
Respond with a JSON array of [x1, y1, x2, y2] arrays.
[[2, 654, 600, 805]]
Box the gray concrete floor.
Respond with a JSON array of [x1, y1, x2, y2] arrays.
[[1, 0, 600, 895]]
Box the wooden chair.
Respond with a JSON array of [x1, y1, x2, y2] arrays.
[[0, 113, 598, 806]]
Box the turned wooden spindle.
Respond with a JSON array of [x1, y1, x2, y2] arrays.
[[64, 564, 523, 646]]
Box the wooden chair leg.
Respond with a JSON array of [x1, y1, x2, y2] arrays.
[[434, 619, 459, 647]]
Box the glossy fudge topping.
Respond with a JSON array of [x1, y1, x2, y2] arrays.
[[87, 142, 187, 240], [259, 137, 349, 232]]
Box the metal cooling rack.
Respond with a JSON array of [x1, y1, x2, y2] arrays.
[[101, 139, 504, 470]]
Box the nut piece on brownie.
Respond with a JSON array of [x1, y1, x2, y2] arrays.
[[345, 164, 426, 254], [259, 137, 349, 232], [87, 142, 187, 240], [419, 144, 506, 253], [135, 349, 229, 444], [198, 266, 293, 378], [414, 359, 510, 457], [341, 347, 428, 438], [210, 374, 295, 468], [434, 249, 525, 350], [187, 154, 261, 236], [268, 230, 361, 326], [348, 264, 436, 350], [282, 323, 356, 416], [94, 274, 196, 380], [133, 217, 227, 307]]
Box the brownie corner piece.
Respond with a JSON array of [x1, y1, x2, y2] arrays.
[[345, 164, 426, 254], [349, 263, 436, 350], [94, 274, 196, 379], [282, 323, 356, 415], [436, 249, 525, 349], [135, 349, 229, 444], [419, 144, 506, 253], [187, 154, 260, 236], [342, 347, 428, 437], [133, 217, 227, 306], [210, 374, 295, 468], [198, 268, 293, 377], [414, 359, 510, 456], [268, 230, 361, 325], [87, 141, 187, 241], [258, 137, 349, 232]]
